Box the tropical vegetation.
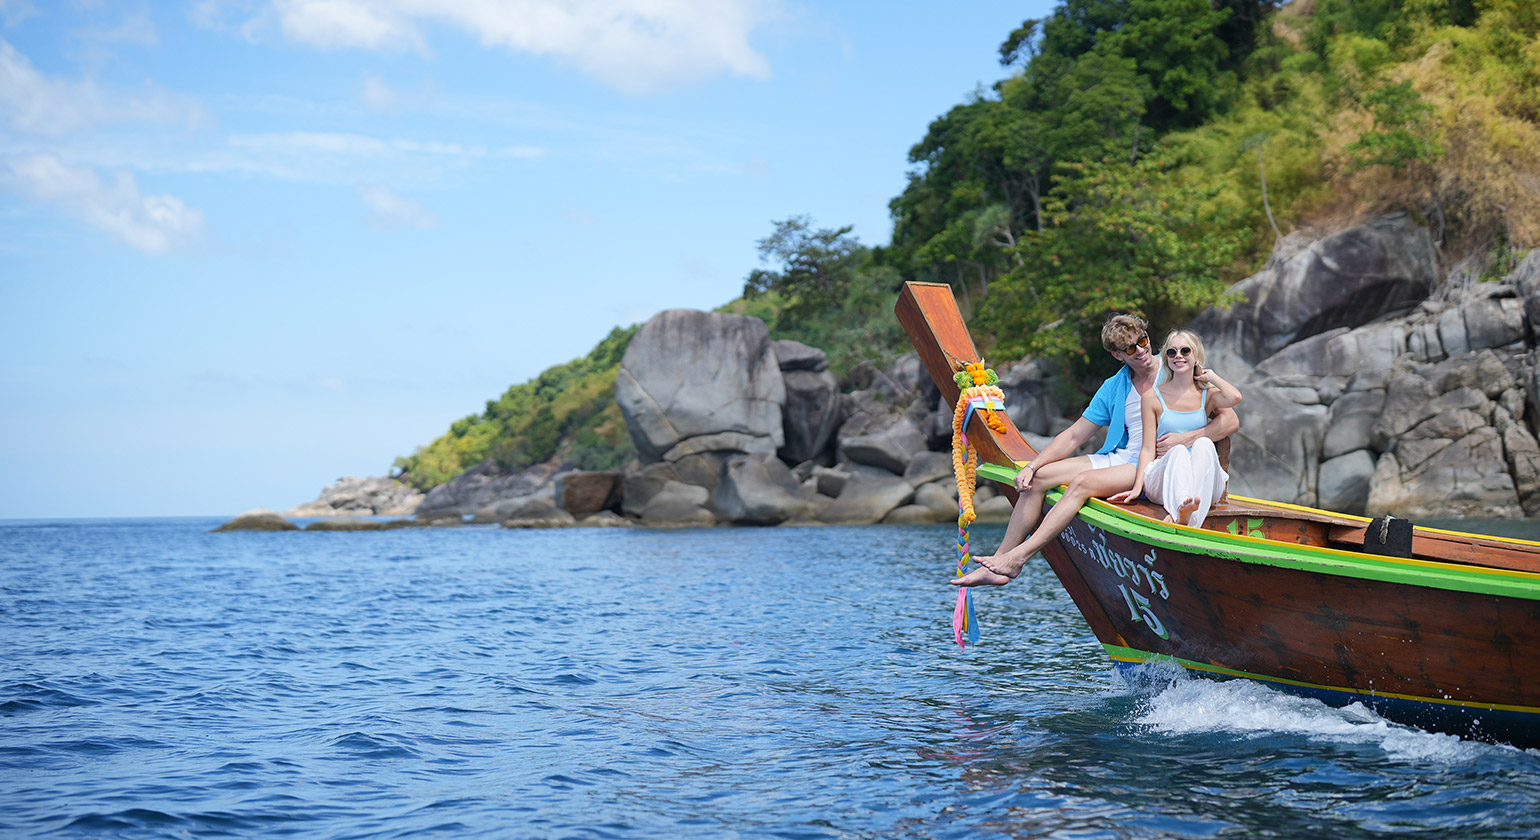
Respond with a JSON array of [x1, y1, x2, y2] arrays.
[[395, 0, 1540, 492]]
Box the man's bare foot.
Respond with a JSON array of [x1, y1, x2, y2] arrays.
[[1177, 496, 1200, 525], [950, 565, 1011, 587]]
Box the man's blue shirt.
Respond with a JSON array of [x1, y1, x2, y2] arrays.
[[1082, 367, 1135, 455]]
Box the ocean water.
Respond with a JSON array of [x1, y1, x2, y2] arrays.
[[3, 517, 1538, 839]]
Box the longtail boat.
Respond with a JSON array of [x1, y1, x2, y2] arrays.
[[897, 281, 1540, 747]]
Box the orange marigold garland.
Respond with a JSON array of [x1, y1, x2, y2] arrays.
[[948, 360, 1007, 650]]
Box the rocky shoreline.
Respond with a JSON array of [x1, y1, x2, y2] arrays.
[[225, 214, 1540, 532]]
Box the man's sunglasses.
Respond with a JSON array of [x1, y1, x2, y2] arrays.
[[1120, 335, 1149, 354], [1165, 346, 1193, 358]]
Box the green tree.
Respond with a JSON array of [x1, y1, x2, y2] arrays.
[[978, 152, 1244, 374], [743, 216, 863, 315]]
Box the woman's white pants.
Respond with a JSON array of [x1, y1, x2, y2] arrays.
[[1144, 436, 1227, 528]]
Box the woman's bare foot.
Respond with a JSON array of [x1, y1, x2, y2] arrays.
[[950, 565, 1012, 587], [1176, 496, 1200, 525]]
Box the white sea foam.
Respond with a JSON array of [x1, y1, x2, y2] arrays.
[[1115, 665, 1500, 763]]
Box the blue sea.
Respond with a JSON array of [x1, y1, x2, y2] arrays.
[[3, 517, 1539, 839]]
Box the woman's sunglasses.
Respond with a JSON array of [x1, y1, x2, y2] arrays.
[[1121, 335, 1149, 354], [1165, 346, 1193, 358]]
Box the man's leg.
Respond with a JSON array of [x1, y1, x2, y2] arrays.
[[992, 456, 1096, 556], [955, 464, 1137, 586]]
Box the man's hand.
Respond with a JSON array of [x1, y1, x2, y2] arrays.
[[1014, 464, 1036, 492], [1155, 430, 1200, 458]]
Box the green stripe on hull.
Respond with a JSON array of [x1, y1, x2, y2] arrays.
[[973, 462, 1540, 601], [1102, 644, 1540, 716]]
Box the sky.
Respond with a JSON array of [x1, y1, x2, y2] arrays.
[[0, 0, 1055, 518]]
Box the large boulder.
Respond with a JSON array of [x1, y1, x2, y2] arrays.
[[621, 461, 681, 519], [1225, 386, 1329, 506], [995, 358, 1064, 437], [1191, 214, 1437, 382], [416, 458, 563, 518], [775, 340, 840, 465], [616, 309, 786, 464], [472, 485, 561, 523], [286, 476, 423, 517], [816, 471, 916, 524], [836, 390, 930, 475], [555, 470, 622, 516], [637, 480, 716, 526], [714, 453, 813, 525]]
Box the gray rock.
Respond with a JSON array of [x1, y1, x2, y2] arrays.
[[811, 465, 852, 498], [1323, 390, 1385, 459], [913, 480, 960, 517], [995, 358, 1063, 436], [1500, 415, 1540, 516], [771, 339, 829, 372], [779, 367, 840, 464], [417, 458, 562, 518], [502, 510, 578, 529], [304, 517, 396, 531], [577, 510, 632, 528], [287, 476, 423, 517], [1251, 321, 1407, 381], [212, 508, 299, 532], [903, 450, 954, 487], [1191, 214, 1437, 381], [621, 461, 680, 518], [638, 480, 716, 526], [473, 486, 560, 524], [616, 308, 786, 464], [839, 418, 927, 475], [882, 504, 949, 524], [972, 495, 1015, 522], [817, 472, 916, 524], [1316, 450, 1376, 515], [555, 470, 622, 516], [714, 454, 812, 525], [1370, 427, 1521, 518], [1226, 386, 1329, 506]]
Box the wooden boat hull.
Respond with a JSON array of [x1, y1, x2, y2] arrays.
[[897, 280, 1540, 746], [1031, 484, 1540, 746]]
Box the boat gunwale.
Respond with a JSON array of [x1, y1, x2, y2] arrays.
[[973, 462, 1540, 600]]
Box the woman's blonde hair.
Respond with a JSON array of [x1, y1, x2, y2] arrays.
[[1161, 329, 1208, 385]]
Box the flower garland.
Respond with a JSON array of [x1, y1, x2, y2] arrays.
[[950, 362, 1009, 526], [948, 360, 1007, 650]]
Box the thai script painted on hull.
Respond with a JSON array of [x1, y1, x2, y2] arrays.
[[1061, 520, 1172, 639]]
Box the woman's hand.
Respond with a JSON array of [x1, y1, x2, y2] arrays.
[[1108, 481, 1143, 504]]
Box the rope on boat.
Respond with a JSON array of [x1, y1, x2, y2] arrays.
[[949, 361, 1008, 650]]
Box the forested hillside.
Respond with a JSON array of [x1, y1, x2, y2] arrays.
[[393, 0, 1540, 492]]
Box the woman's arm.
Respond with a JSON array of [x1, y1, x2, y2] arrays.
[[1109, 391, 1160, 504], [1195, 367, 1242, 409]]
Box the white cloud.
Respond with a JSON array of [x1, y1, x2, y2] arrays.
[[0, 153, 205, 254], [0, 38, 205, 135], [273, 0, 424, 51], [360, 75, 398, 110], [0, 0, 37, 27], [74, 9, 161, 47], [358, 184, 436, 230], [231, 130, 542, 162], [236, 0, 779, 94]]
